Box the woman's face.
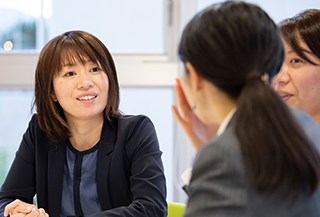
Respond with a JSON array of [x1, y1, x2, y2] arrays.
[[272, 39, 320, 119], [180, 62, 219, 125], [52, 58, 109, 123]]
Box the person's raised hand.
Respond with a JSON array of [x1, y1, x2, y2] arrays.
[[172, 78, 219, 153]]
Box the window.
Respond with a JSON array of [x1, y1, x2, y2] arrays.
[[0, 90, 33, 182], [0, 0, 49, 52], [0, 0, 179, 203]]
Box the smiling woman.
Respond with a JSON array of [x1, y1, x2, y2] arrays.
[[0, 30, 167, 217], [33, 31, 122, 143], [272, 9, 320, 125], [52, 59, 110, 151]]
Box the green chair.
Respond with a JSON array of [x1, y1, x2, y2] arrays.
[[167, 202, 186, 217]]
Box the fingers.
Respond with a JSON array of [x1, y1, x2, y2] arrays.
[[39, 208, 49, 217], [175, 78, 192, 117], [4, 199, 48, 217], [4, 200, 33, 217], [171, 105, 183, 124], [25, 209, 40, 217], [12, 207, 48, 217], [11, 214, 27, 217], [13, 205, 34, 214], [4, 199, 19, 216], [23, 208, 48, 217]]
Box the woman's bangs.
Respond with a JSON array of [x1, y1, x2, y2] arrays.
[[58, 42, 100, 71]]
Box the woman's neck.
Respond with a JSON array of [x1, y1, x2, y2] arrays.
[[200, 82, 237, 125], [67, 114, 104, 151]]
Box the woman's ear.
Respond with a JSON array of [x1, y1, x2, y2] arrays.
[[186, 62, 205, 92], [51, 92, 58, 102]]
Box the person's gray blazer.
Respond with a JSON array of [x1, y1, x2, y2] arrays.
[[184, 108, 320, 217]]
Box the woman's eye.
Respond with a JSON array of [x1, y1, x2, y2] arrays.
[[290, 58, 303, 64], [90, 67, 101, 72], [64, 72, 76, 77]]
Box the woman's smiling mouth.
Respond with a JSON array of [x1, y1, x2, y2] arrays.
[[277, 91, 293, 101], [77, 95, 97, 101]]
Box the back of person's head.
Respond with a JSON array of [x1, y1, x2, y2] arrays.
[[279, 9, 320, 64], [33, 30, 122, 142], [179, 1, 320, 197], [179, 1, 283, 98]]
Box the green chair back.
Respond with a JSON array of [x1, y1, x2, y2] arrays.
[[167, 202, 186, 217]]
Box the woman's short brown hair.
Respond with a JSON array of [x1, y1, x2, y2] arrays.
[[33, 30, 122, 142], [279, 9, 320, 65]]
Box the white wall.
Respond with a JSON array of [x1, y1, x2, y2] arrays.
[[197, 0, 320, 23], [51, 0, 164, 54]]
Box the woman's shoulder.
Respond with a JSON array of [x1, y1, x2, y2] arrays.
[[107, 114, 157, 144], [26, 113, 42, 133], [194, 126, 245, 178], [110, 115, 159, 157], [198, 126, 241, 160], [117, 114, 152, 122], [115, 114, 155, 131], [24, 113, 52, 143], [290, 108, 320, 152]]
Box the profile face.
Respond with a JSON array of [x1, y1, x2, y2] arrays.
[[179, 63, 218, 125], [52, 57, 109, 122], [272, 39, 320, 118]]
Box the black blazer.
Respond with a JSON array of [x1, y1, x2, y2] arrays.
[[0, 114, 167, 217]]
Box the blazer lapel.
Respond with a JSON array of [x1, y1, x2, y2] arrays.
[[96, 118, 117, 210], [47, 141, 66, 217]]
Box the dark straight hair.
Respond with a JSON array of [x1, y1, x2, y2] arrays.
[[279, 9, 320, 65], [179, 1, 320, 197], [33, 31, 122, 142]]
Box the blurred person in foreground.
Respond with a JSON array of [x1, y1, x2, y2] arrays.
[[172, 1, 320, 216]]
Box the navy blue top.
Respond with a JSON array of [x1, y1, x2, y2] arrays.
[[61, 141, 102, 217]]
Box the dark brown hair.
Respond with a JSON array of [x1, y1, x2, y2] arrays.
[[279, 9, 320, 64], [33, 30, 122, 142], [179, 1, 320, 197]]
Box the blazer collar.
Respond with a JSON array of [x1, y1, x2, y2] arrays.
[[96, 117, 118, 210], [99, 117, 117, 155], [47, 140, 67, 217], [216, 107, 237, 136]]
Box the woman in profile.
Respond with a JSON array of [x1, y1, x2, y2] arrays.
[[0, 30, 167, 217], [273, 9, 320, 125], [172, 1, 320, 216]]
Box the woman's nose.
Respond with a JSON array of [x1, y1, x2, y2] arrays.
[[272, 63, 290, 89], [78, 73, 93, 89]]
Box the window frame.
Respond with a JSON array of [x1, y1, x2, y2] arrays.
[[0, 0, 180, 89]]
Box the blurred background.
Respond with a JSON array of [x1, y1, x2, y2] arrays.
[[0, 0, 319, 204]]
